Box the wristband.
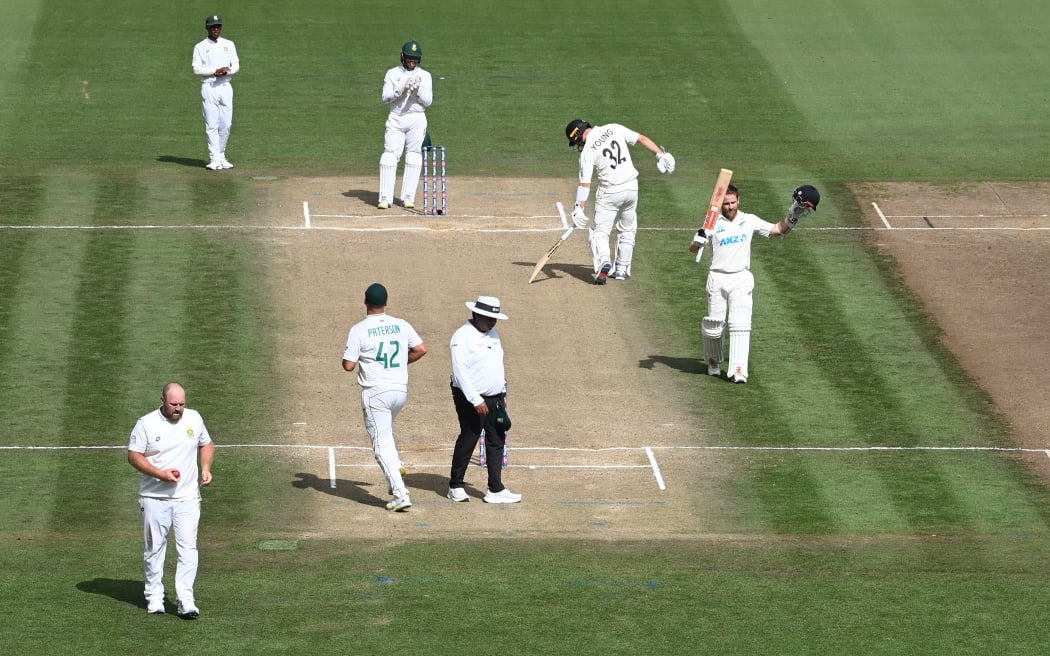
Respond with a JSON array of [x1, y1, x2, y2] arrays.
[[575, 185, 589, 205]]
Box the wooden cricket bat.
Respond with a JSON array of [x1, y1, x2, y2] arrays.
[[528, 202, 574, 284], [693, 168, 733, 262]]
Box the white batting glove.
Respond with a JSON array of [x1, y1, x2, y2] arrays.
[[656, 151, 676, 174], [692, 229, 708, 247], [571, 205, 589, 229]]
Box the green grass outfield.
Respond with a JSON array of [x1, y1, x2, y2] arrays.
[[2, 1, 1050, 654]]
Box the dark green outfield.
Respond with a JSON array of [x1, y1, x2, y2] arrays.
[[2, 1, 1049, 653]]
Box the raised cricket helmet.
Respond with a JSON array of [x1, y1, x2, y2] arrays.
[[401, 40, 423, 67], [565, 119, 591, 148], [792, 184, 820, 210]]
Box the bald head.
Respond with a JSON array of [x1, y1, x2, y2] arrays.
[[160, 382, 186, 422]]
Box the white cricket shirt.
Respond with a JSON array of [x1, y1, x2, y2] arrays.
[[192, 36, 239, 83], [382, 65, 434, 115], [708, 211, 776, 273], [128, 408, 212, 499], [343, 313, 423, 391], [578, 123, 641, 192]]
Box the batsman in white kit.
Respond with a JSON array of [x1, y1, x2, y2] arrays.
[[691, 184, 820, 383], [127, 382, 214, 618], [342, 283, 428, 511], [565, 118, 675, 284], [377, 40, 433, 209], [191, 15, 239, 170]]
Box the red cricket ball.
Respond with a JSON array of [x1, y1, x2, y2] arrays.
[[171, 469, 181, 480]]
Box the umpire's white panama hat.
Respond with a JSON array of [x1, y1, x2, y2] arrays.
[[466, 296, 508, 320]]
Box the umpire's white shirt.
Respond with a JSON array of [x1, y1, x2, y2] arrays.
[[450, 321, 505, 407], [129, 408, 211, 499]]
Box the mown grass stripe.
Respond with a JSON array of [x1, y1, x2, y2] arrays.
[[49, 178, 143, 532]]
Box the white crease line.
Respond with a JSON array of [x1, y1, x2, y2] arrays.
[[872, 202, 892, 229], [646, 447, 666, 491], [303, 201, 311, 229], [328, 447, 336, 489], [4, 444, 1047, 452]]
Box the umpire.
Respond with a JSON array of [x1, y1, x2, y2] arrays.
[[447, 296, 521, 504]]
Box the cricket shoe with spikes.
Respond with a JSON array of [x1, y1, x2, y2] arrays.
[[594, 262, 612, 285]]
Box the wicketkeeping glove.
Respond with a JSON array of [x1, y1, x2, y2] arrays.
[[571, 205, 589, 229], [406, 76, 421, 92], [656, 151, 676, 174]]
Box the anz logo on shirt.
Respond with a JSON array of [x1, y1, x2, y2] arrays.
[[718, 234, 748, 246]]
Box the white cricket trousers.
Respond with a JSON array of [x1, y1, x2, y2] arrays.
[[590, 185, 638, 273], [201, 79, 233, 162], [706, 269, 755, 379], [380, 112, 428, 204], [361, 387, 409, 499], [140, 496, 201, 604]]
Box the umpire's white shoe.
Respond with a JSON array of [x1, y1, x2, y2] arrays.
[[178, 599, 199, 619], [483, 488, 522, 504], [146, 599, 165, 614], [205, 161, 222, 170], [219, 158, 234, 169], [707, 360, 721, 377], [447, 487, 470, 502]]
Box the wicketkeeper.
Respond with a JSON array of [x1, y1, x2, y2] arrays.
[[691, 184, 820, 383]]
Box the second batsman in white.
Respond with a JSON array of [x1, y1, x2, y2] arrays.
[[690, 184, 819, 383], [565, 118, 675, 284], [378, 40, 433, 209]]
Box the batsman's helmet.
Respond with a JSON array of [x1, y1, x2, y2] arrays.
[[565, 119, 591, 148], [401, 40, 423, 66], [205, 15, 223, 27], [793, 184, 820, 210]]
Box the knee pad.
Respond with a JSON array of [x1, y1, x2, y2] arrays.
[[380, 151, 399, 166], [727, 305, 752, 333], [404, 151, 422, 168]]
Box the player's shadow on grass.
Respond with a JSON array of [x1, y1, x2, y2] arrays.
[[157, 155, 209, 168], [513, 261, 595, 284], [639, 355, 707, 375], [292, 472, 386, 507], [77, 577, 143, 609]]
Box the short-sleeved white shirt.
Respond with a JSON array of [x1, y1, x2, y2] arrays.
[[708, 211, 776, 273], [128, 408, 212, 499], [343, 313, 424, 390], [578, 123, 641, 193]]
